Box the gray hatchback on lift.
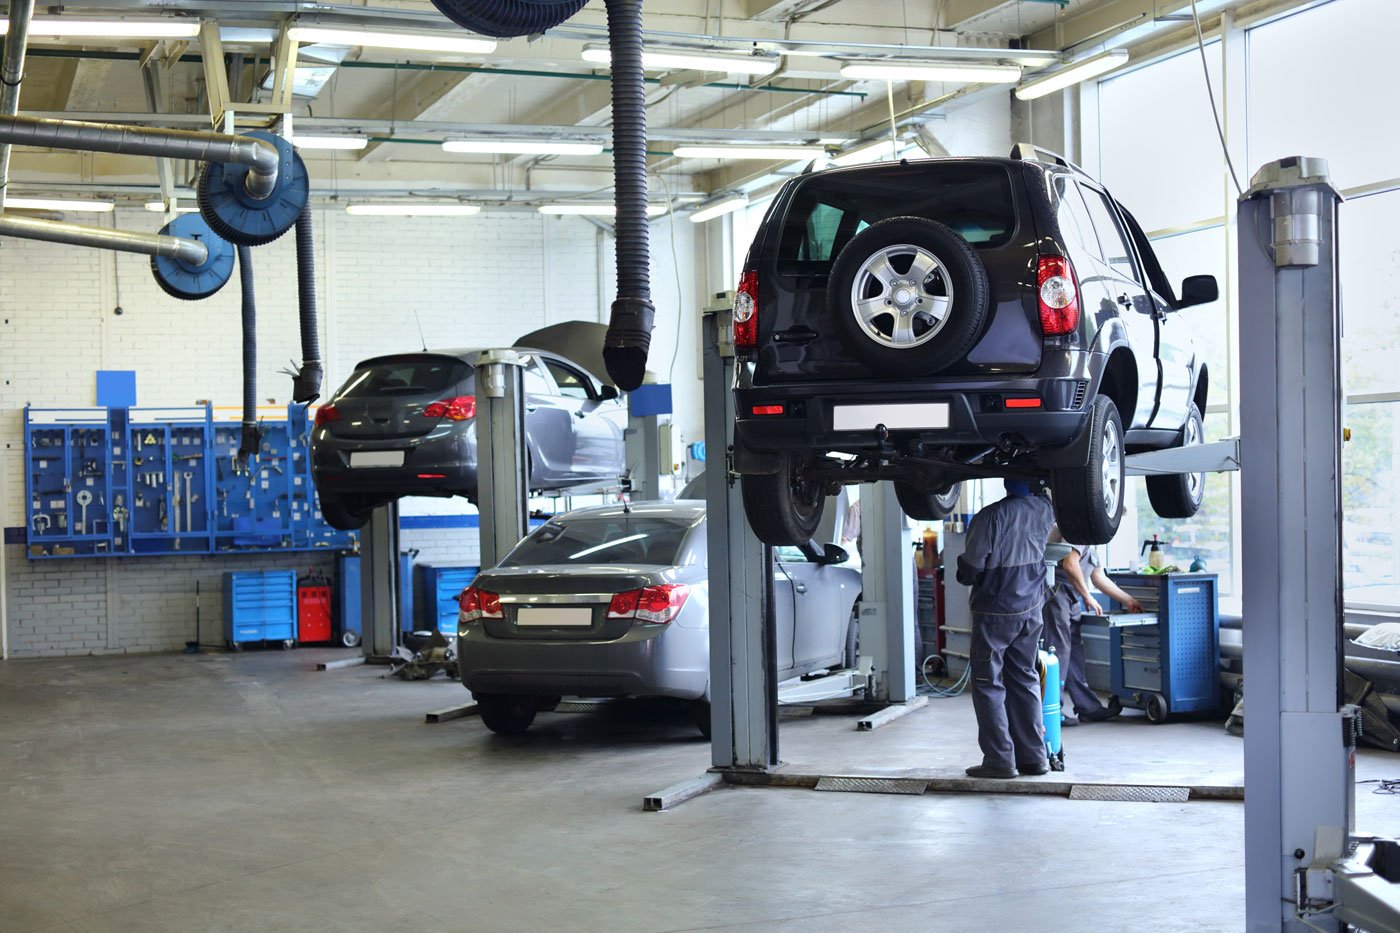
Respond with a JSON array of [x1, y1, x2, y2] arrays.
[[457, 500, 862, 736]]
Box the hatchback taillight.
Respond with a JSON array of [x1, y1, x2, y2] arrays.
[[424, 395, 477, 421], [607, 584, 690, 624], [314, 404, 340, 427], [1038, 256, 1080, 337], [733, 270, 759, 348], [458, 584, 503, 624]]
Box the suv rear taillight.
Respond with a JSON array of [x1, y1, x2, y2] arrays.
[[733, 270, 759, 348], [423, 395, 477, 421], [458, 584, 503, 624], [314, 405, 339, 427], [607, 584, 690, 624], [1037, 256, 1080, 336]]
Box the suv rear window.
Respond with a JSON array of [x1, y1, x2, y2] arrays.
[[501, 515, 695, 567], [777, 162, 1017, 276], [339, 358, 468, 398]]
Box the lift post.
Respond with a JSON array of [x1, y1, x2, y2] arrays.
[[703, 300, 778, 771], [359, 500, 401, 659], [474, 351, 530, 570], [859, 482, 916, 703], [1238, 157, 1358, 932]]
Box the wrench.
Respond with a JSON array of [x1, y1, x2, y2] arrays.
[[75, 490, 92, 535], [184, 472, 194, 532]]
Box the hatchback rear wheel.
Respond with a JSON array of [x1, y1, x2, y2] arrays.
[[827, 216, 990, 377], [318, 493, 375, 531], [477, 694, 537, 735], [741, 451, 825, 546]]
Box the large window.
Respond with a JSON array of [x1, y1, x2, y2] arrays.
[[1093, 0, 1400, 607]]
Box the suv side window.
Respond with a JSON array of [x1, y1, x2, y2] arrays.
[[1055, 177, 1101, 267], [544, 359, 593, 400], [1078, 184, 1142, 283], [799, 203, 868, 262]]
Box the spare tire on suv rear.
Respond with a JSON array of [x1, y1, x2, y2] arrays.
[[828, 216, 990, 377]]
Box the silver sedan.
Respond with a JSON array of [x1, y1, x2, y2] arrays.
[[457, 500, 862, 736]]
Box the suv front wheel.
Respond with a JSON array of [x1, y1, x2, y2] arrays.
[[1051, 396, 1125, 545], [1145, 403, 1206, 519], [894, 480, 963, 521], [741, 451, 826, 546]]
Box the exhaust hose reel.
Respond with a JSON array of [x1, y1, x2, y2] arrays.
[[431, 0, 654, 392], [149, 213, 235, 301]]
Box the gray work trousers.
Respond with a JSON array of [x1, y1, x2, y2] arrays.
[[971, 609, 1047, 771], [1042, 584, 1105, 716]]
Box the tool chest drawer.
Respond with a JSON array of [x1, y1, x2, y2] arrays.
[[224, 570, 298, 647]]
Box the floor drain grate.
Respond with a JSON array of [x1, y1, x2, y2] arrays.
[[1069, 784, 1190, 803], [815, 776, 927, 795]]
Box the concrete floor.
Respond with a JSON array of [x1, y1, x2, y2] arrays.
[[1, 650, 1395, 932]]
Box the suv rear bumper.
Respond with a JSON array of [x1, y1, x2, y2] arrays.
[[734, 371, 1094, 471]]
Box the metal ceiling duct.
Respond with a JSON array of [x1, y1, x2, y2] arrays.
[[431, 0, 655, 391]]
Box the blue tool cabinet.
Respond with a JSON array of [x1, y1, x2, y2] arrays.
[[416, 564, 479, 636], [1102, 572, 1222, 723], [24, 404, 354, 559], [224, 570, 299, 649]]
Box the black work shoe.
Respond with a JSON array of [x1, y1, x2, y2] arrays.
[[965, 764, 1019, 779], [1017, 760, 1051, 776], [1080, 706, 1119, 722], [1061, 714, 1079, 727]]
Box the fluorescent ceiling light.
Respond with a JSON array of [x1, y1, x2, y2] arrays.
[[830, 138, 899, 167], [1015, 51, 1130, 100], [690, 194, 748, 223], [581, 46, 779, 76], [7, 196, 114, 212], [0, 18, 201, 38], [672, 144, 826, 161], [442, 138, 605, 156], [286, 26, 496, 55], [345, 203, 482, 216], [144, 201, 199, 213], [839, 61, 1021, 83], [538, 203, 670, 217], [292, 135, 370, 151]]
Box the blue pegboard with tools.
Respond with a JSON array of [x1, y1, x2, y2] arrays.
[[23, 403, 354, 559]]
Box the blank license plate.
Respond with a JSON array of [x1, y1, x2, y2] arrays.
[[349, 451, 404, 468], [832, 402, 950, 432], [516, 607, 593, 628]]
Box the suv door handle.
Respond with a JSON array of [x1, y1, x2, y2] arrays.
[[794, 583, 807, 595]]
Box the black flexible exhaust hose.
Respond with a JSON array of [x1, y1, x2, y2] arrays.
[[429, 0, 653, 391], [599, 0, 654, 392], [291, 203, 323, 403], [237, 244, 260, 466]]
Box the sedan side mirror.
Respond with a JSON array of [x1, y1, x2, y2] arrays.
[[598, 384, 620, 401], [1178, 274, 1219, 309]]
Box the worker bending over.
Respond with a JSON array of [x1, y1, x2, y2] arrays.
[[1044, 535, 1143, 724], [956, 478, 1055, 779]]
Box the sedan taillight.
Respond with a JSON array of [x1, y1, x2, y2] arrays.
[[733, 270, 759, 349], [458, 584, 503, 624], [1037, 256, 1081, 336], [607, 584, 690, 624], [424, 395, 477, 421]]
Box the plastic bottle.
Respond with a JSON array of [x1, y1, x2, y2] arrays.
[[1141, 535, 1166, 571]]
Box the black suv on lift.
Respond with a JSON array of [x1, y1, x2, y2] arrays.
[[730, 146, 1219, 546]]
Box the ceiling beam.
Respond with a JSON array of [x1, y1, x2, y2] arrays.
[[356, 69, 498, 163], [942, 0, 1018, 28]]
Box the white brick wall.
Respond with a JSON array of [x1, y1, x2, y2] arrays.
[[0, 205, 703, 657]]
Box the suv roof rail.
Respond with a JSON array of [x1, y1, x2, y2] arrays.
[[1009, 142, 1090, 177]]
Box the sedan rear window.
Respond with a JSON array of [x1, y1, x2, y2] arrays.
[[501, 516, 695, 567], [777, 162, 1016, 276], [339, 359, 468, 398]]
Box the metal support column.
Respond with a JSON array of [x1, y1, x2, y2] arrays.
[[359, 499, 401, 659], [703, 303, 777, 771], [475, 351, 529, 570], [860, 482, 915, 702], [1239, 157, 1354, 932], [625, 413, 662, 502]]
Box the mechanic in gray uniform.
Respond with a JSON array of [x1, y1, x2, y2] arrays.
[[956, 478, 1056, 779], [1044, 533, 1142, 724]]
